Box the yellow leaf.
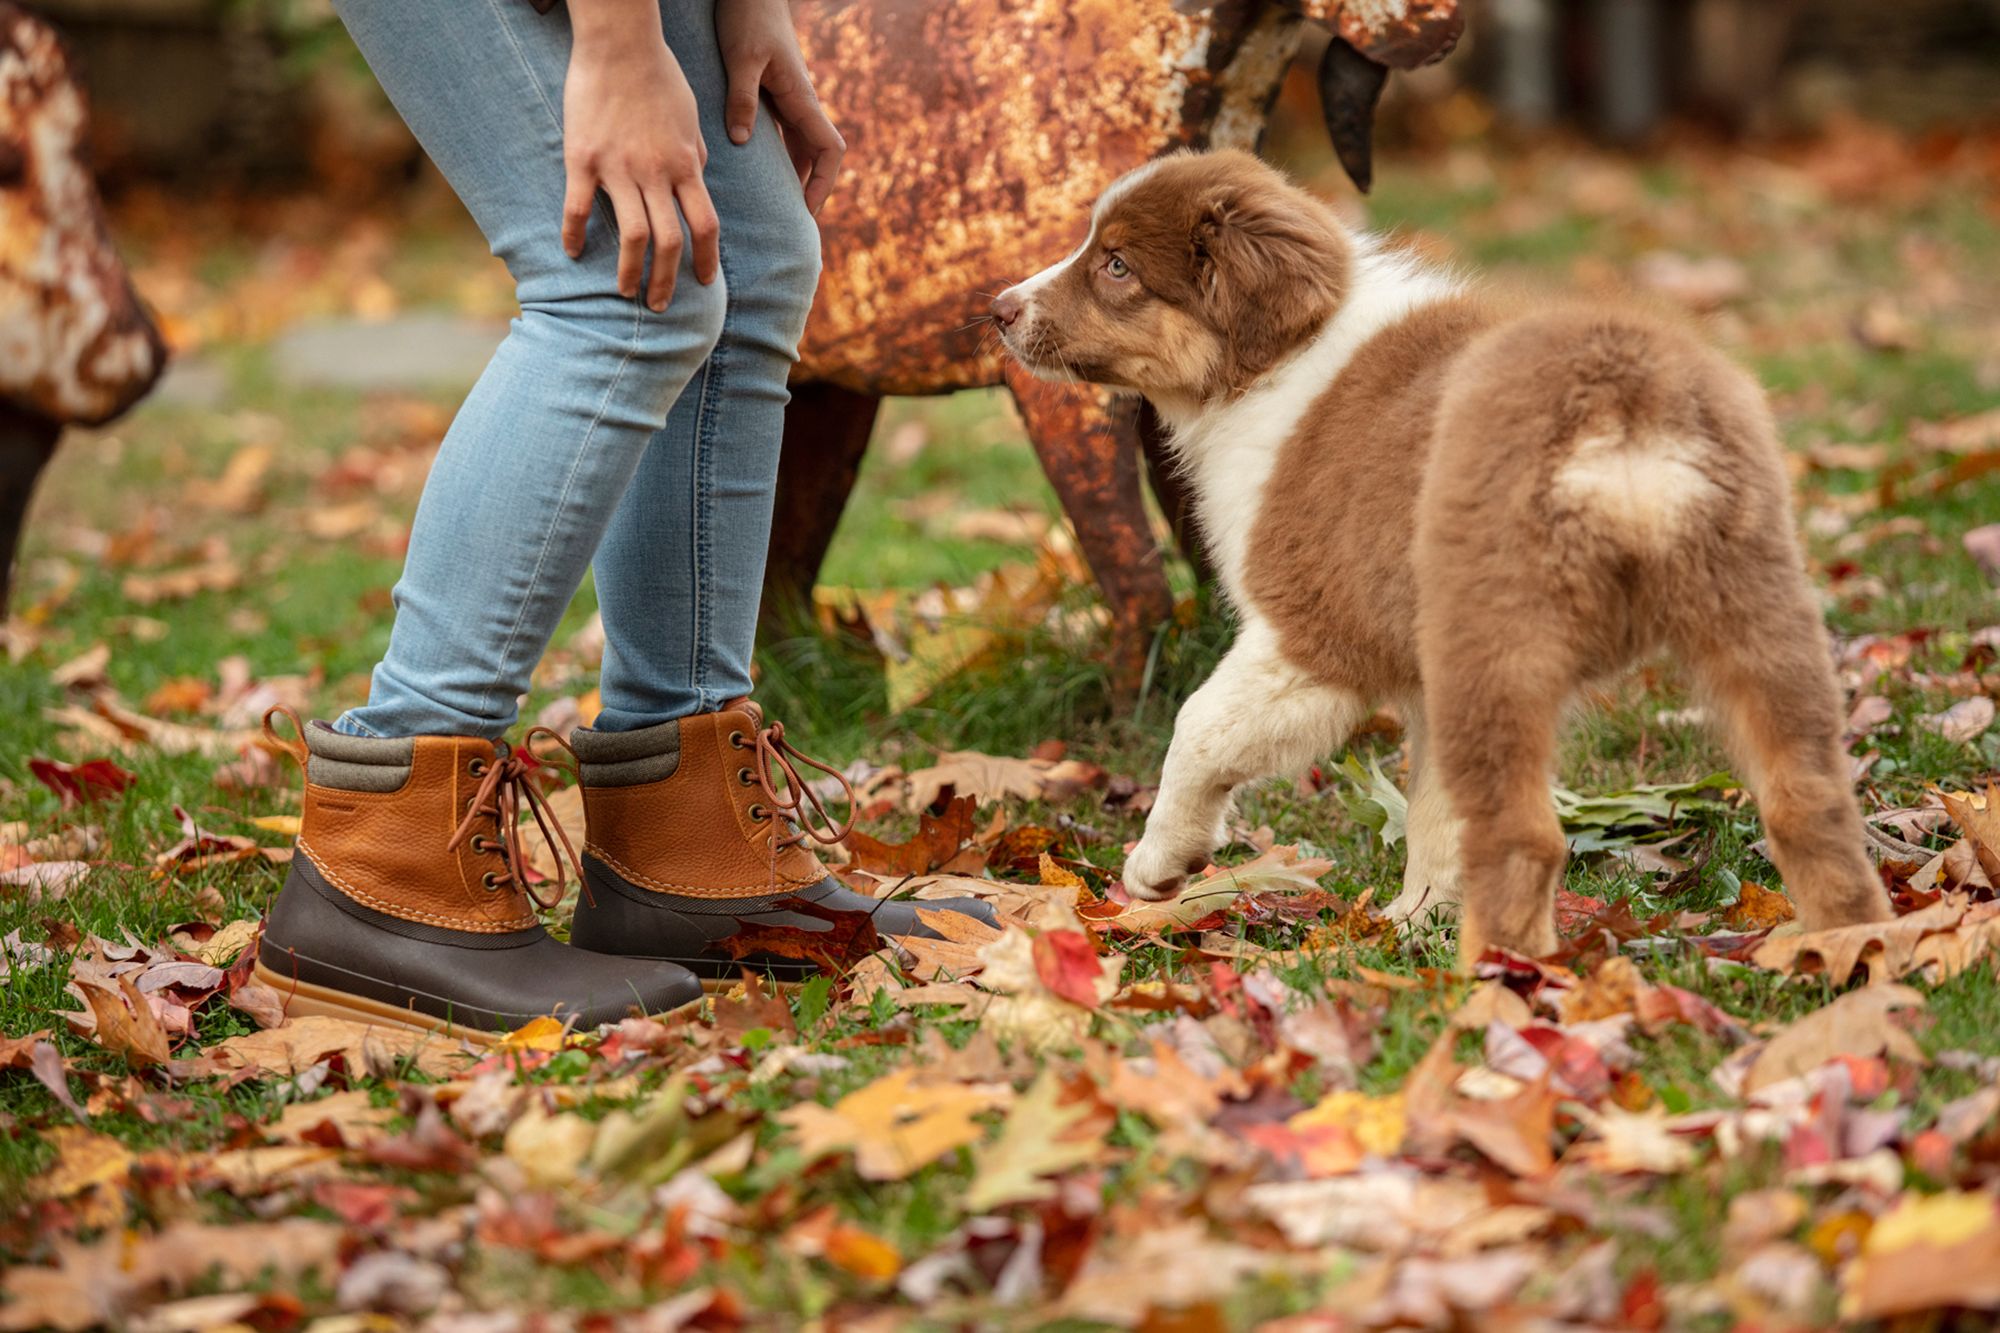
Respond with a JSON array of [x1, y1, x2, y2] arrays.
[[1842, 1191, 2000, 1320], [1722, 881, 1796, 931], [497, 1015, 569, 1053], [504, 1106, 598, 1189], [824, 1225, 901, 1281], [248, 815, 302, 837], [965, 1069, 1105, 1211], [32, 1127, 132, 1201], [1287, 1089, 1406, 1158], [779, 1069, 1008, 1182], [1038, 852, 1085, 892]]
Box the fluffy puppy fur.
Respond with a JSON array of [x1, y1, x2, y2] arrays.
[[991, 149, 1891, 962]]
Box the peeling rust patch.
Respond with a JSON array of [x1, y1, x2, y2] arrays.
[[1300, 0, 1464, 70], [0, 3, 164, 426]]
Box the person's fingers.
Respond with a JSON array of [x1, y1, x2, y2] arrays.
[[766, 67, 844, 214], [606, 179, 649, 299], [677, 174, 721, 287], [641, 183, 681, 312], [725, 56, 766, 147], [561, 159, 597, 259]]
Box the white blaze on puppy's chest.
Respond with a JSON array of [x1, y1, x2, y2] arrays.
[[1159, 241, 1462, 612], [1550, 430, 1716, 550]]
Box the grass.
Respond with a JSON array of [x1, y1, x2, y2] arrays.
[[3, 126, 2000, 1325]]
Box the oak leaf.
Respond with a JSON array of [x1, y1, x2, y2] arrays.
[[779, 1068, 1008, 1181], [1744, 984, 1927, 1094], [964, 1068, 1107, 1210]]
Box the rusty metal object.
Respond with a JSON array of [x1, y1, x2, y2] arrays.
[[0, 3, 166, 595], [775, 0, 1458, 692]]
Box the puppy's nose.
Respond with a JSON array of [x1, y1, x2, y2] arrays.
[[991, 290, 1024, 327]]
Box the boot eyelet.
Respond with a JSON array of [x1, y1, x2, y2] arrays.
[[728, 729, 748, 749], [469, 758, 488, 778], [470, 836, 495, 854], [480, 871, 500, 890], [738, 766, 756, 787], [748, 803, 770, 823]]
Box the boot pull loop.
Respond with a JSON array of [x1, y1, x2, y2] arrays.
[[260, 706, 310, 772], [522, 724, 579, 783]]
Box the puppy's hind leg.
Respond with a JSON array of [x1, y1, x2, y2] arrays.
[[1678, 584, 1891, 932], [1124, 618, 1369, 902], [1421, 620, 1574, 965]]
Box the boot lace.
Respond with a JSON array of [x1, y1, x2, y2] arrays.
[[728, 702, 854, 852], [445, 742, 582, 911]]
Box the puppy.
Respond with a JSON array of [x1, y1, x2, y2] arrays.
[[990, 149, 1891, 962]]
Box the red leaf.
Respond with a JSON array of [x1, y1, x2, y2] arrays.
[[29, 757, 137, 809], [717, 896, 885, 977], [1032, 929, 1104, 1007]]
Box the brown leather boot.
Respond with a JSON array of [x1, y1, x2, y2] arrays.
[[253, 715, 701, 1040], [567, 701, 997, 984]]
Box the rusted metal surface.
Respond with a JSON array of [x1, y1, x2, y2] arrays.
[[778, 0, 1457, 691], [1296, 0, 1464, 70], [0, 3, 165, 596], [0, 4, 164, 425]]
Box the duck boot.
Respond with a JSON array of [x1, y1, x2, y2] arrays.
[[254, 716, 702, 1040], [567, 701, 998, 985]]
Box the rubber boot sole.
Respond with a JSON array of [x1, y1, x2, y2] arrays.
[[251, 961, 709, 1045]]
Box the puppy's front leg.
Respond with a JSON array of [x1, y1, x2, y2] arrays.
[[1125, 622, 1370, 901]]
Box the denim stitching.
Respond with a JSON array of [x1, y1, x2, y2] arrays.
[[473, 0, 655, 720], [689, 238, 733, 714], [485, 0, 620, 238]]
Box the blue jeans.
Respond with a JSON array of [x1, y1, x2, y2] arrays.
[[331, 0, 819, 739]]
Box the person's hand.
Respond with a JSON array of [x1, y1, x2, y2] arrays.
[[715, 0, 846, 215], [562, 0, 719, 311]]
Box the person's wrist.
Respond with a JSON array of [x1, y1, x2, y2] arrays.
[[569, 0, 663, 58]]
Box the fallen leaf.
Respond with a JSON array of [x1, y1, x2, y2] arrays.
[[1722, 882, 1797, 931], [66, 976, 173, 1065], [28, 757, 136, 809], [900, 749, 1108, 812], [779, 1068, 1008, 1181], [1842, 1190, 2000, 1319], [1966, 523, 2000, 582], [1031, 929, 1109, 1008], [1744, 984, 1927, 1094], [212, 1014, 473, 1080], [964, 1068, 1106, 1210], [1918, 696, 1994, 745]]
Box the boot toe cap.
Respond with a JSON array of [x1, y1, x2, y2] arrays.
[[572, 959, 703, 1024]]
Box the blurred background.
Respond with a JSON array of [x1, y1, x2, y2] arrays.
[[7, 0, 2000, 759]]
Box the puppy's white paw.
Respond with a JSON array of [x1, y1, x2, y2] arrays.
[[1381, 882, 1462, 925], [1122, 838, 1201, 903]]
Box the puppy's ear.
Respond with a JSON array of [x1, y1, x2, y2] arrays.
[[1192, 180, 1347, 389]]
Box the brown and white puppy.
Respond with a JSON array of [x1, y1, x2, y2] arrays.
[[990, 149, 1891, 962]]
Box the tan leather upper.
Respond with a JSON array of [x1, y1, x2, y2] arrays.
[[581, 706, 827, 899], [298, 736, 540, 933]]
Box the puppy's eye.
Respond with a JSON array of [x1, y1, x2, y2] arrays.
[[1105, 254, 1130, 280]]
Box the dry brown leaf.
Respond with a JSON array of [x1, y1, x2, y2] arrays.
[[1842, 1191, 2000, 1320], [66, 976, 172, 1066], [964, 1068, 1106, 1210], [778, 1068, 1009, 1181], [1744, 984, 1927, 1094], [1093, 844, 1334, 934], [31, 1127, 132, 1201], [899, 749, 1107, 812], [212, 1013, 474, 1081], [1750, 894, 1983, 985]]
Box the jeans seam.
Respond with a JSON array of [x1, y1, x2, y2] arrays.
[[689, 241, 732, 715], [485, 0, 619, 238]]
